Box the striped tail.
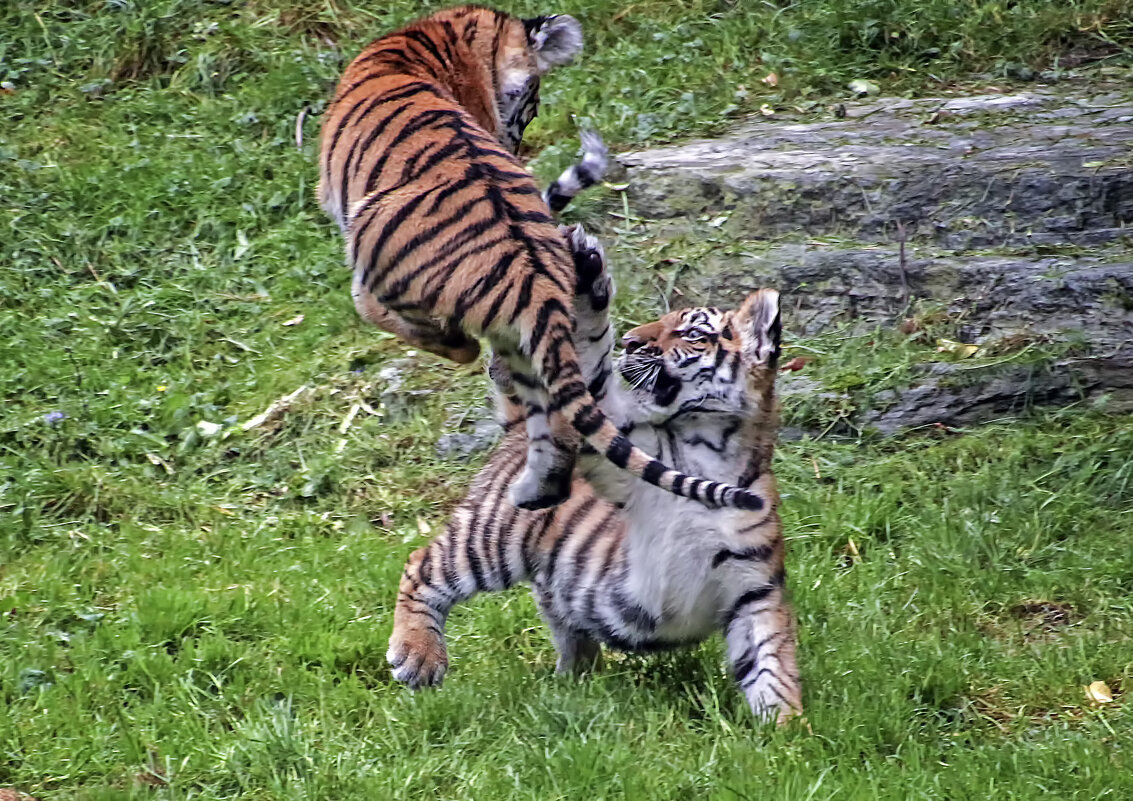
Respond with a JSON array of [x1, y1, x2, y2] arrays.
[[542, 129, 609, 213], [533, 311, 764, 512]]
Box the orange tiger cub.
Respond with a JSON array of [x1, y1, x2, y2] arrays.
[[317, 5, 763, 511], [388, 227, 802, 724]]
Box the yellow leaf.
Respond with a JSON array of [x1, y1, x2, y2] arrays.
[[848, 79, 880, 96], [935, 338, 980, 359], [282, 314, 305, 326], [145, 453, 174, 475], [759, 103, 775, 117], [1085, 680, 1114, 704], [416, 516, 433, 535]]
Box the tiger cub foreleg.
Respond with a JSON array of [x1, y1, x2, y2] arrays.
[[388, 454, 535, 688], [721, 565, 803, 724], [561, 224, 614, 398]]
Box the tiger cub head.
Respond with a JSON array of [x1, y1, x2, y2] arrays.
[[427, 6, 583, 154], [618, 290, 782, 423]]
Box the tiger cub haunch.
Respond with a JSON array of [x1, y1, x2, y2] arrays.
[[388, 228, 802, 725], [317, 5, 762, 512]]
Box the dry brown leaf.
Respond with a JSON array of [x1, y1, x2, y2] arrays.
[[611, 4, 636, 22], [241, 385, 312, 431], [134, 770, 168, 788], [1085, 680, 1114, 704], [897, 318, 919, 335], [780, 356, 810, 372], [761, 72, 779, 87]]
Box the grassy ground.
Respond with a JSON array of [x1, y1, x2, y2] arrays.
[[2, 1, 1132, 798]]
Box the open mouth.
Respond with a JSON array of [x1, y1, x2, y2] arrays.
[[650, 369, 681, 407]]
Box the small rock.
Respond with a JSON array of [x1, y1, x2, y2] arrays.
[[1004, 63, 1037, 82], [18, 669, 50, 695], [380, 389, 433, 420], [435, 418, 501, 460], [377, 358, 433, 419], [195, 420, 223, 438], [778, 426, 806, 442], [377, 358, 416, 392]]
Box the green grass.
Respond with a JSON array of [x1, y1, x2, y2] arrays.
[[2, 0, 1132, 798]]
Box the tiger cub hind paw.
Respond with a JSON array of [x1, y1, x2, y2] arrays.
[[387, 631, 448, 689], [509, 465, 573, 510], [560, 223, 610, 309]]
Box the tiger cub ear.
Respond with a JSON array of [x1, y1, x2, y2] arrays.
[[735, 289, 782, 369], [523, 15, 583, 73]]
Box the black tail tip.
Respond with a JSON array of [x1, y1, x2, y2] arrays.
[[734, 491, 764, 511]]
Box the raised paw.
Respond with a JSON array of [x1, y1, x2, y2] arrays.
[[509, 465, 572, 510], [387, 627, 448, 689], [560, 223, 611, 309]]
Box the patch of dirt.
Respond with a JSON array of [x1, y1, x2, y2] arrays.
[[1008, 599, 1079, 637]]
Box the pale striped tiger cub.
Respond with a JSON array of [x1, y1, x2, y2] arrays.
[[388, 226, 801, 724]]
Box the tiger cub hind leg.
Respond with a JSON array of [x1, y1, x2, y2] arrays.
[[723, 575, 803, 725], [533, 582, 603, 675], [502, 224, 612, 510], [498, 360, 579, 510], [387, 545, 450, 689], [351, 273, 480, 364]]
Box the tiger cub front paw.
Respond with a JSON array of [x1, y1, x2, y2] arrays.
[[509, 463, 573, 510], [387, 627, 448, 689], [560, 223, 611, 312]]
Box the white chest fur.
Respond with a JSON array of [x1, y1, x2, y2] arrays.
[[616, 415, 762, 642]]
